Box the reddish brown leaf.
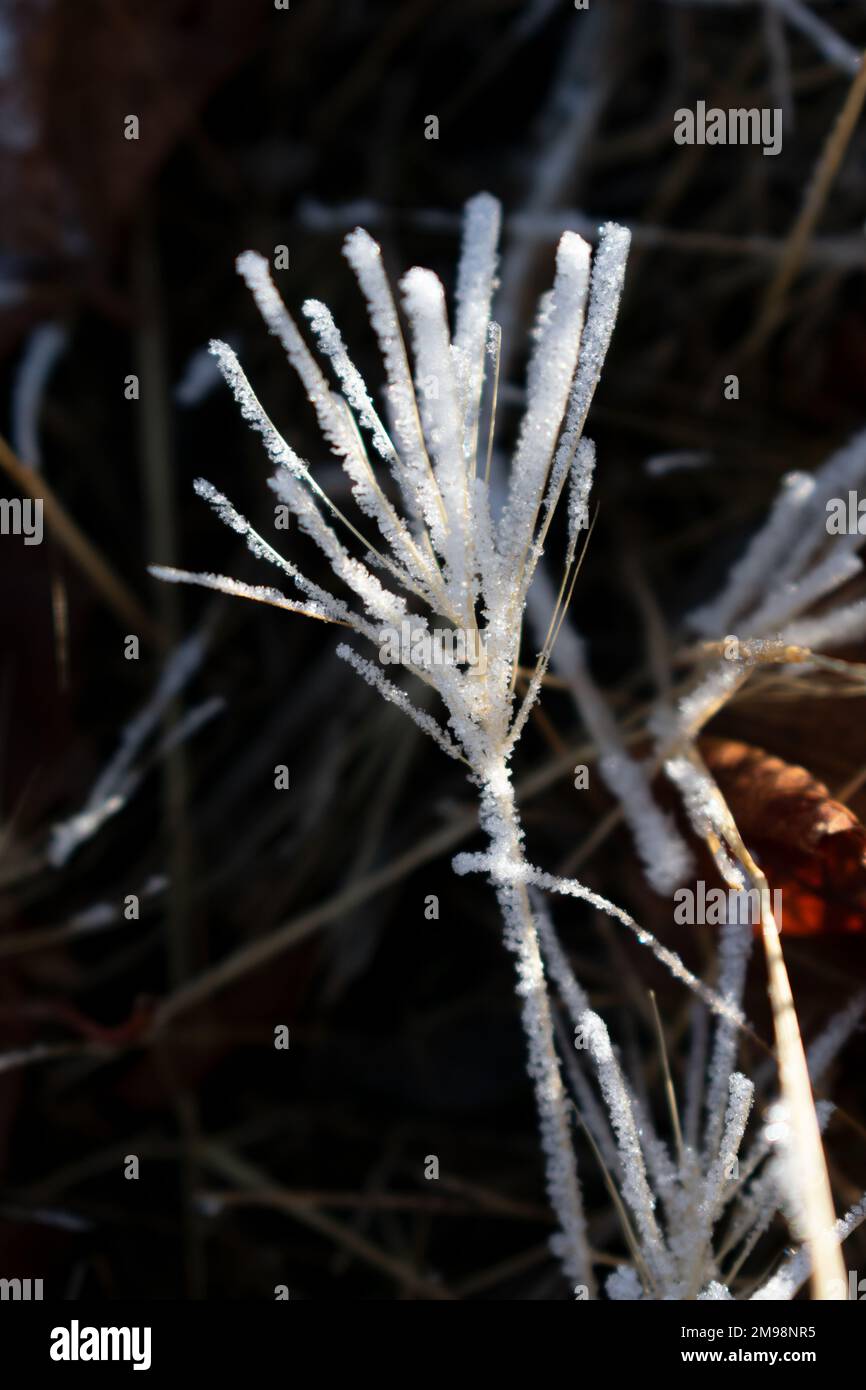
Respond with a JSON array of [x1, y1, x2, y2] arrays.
[[700, 736, 866, 936]]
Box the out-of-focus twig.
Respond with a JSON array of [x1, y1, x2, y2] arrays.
[[199, 1143, 453, 1299], [741, 49, 866, 357], [0, 434, 165, 646]]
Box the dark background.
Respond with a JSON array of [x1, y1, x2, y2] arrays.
[[1, 0, 866, 1300]]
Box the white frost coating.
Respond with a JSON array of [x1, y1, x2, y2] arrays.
[[301, 299, 397, 466], [48, 631, 210, 867], [538, 879, 763, 1298], [750, 1196, 866, 1300], [539, 889, 667, 1228], [660, 756, 746, 885], [687, 471, 815, 636], [207, 338, 412, 615], [688, 431, 866, 646], [502, 891, 591, 1288], [703, 911, 753, 1162], [517, 224, 630, 602], [454, 850, 747, 1029], [148, 567, 338, 623], [725, 1098, 836, 1271], [544, 222, 630, 520], [698, 1281, 733, 1300], [499, 231, 590, 570], [192, 476, 381, 633], [525, 861, 745, 1027], [741, 548, 862, 635], [474, 785, 592, 1290], [527, 568, 694, 894], [606, 1265, 645, 1300], [265, 471, 409, 627], [399, 266, 472, 608], [630, 1089, 680, 1221], [566, 222, 630, 431], [781, 597, 866, 652], [452, 192, 501, 457], [703, 1072, 754, 1227], [236, 251, 335, 429], [534, 895, 590, 1020], [772, 429, 866, 588], [663, 661, 747, 744], [238, 249, 425, 575], [806, 992, 866, 1087], [581, 1011, 672, 1284], [603, 752, 695, 894], [208, 339, 310, 481], [335, 645, 464, 762], [342, 228, 443, 533], [566, 437, 595, 548]]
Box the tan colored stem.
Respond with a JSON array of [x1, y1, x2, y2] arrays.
[[0, 434, 165, 647], [742, 50, 866, 357], [741, 854, 847, 1300], [681, 742, 846, 1300]]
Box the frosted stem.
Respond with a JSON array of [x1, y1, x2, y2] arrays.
[[477, 756, 594, 1293]]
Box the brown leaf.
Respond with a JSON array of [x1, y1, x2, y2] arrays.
[[700, 736, 866, 936]]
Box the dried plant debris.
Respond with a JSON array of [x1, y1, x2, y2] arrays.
[[702, 736, 866, 935]]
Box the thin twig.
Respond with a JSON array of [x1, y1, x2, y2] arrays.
[[741, 49, 866, 357], [0, 434, 165, 646], [200, 1143, 453, 1299]]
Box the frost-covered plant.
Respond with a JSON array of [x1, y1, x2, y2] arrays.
[[534, 426, 866, 1295], [539, 889, 866, 1299], [684, 429, 866, 676], [647, 431, 866, 1297], [154, 193, 632, 1287], [154, 195, 863, 1297]]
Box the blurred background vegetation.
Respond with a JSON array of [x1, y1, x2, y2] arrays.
[[1, 0, 866, 1299]]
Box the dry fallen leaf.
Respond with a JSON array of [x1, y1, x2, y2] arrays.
[[701, 736, 866, 936]]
